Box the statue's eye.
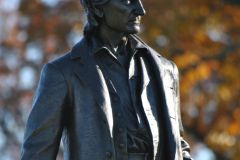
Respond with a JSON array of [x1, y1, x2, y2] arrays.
[[122, 0, 131, 5]]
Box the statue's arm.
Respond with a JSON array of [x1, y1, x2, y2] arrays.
[[171, 61, 193, 160], [21, 63, 68, 160]]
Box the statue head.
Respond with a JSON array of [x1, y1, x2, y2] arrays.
[[80, 0, 145, 36]]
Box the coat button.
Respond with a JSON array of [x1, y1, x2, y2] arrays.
[[130, 77, 134, 80], [119, 144, 124, 148], [114, 97, 118, 101], [105, 152, 112, 158], [118, 128, 123, 132], [117, 113, 121, 117], [103, 119, 107, 124]]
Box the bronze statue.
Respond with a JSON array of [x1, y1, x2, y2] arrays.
[[21, 0, 192, 159]]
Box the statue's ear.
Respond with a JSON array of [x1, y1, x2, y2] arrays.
[[92, 7, 103, 18], [88, 0, 104, 18]]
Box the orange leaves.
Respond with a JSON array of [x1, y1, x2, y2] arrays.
[[197, 62, 212, 80], [220, 64, 239, 82], [218, 86, 231, 101], [165, 10, 176, 21], [179, 62, 211, 98], [44, 15, 61, 33], [206, 131, 237, 151], [2, 27, 23, 47], [194, 30, 208, 45], [199, 6, 210, 17], [232, 108, 240, 121], [173, 52, 200, 69], [228, 122, 240, 136], [148, 27, 161, 40], [208, 60, 220, 71], [31, 12, 44, 27], [74, 23, 83, 34], [45, 35, 57, 54], [128, 0, 240, 157], [179, 5, 189, 16]]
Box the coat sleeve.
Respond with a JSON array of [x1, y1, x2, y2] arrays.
[[21, 63, 69, 160], [171, 61, 193, 160]]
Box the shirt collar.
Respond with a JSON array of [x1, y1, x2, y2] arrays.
[[88, 34, 148, 56]]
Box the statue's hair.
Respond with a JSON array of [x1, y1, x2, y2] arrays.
[[80, 0, 108, 36]]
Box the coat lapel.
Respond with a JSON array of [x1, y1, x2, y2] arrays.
[[70, 37, 114, 137], [148, 49, 180, 160], [131, 34, 179, 159], [139, 55, 161, 159]]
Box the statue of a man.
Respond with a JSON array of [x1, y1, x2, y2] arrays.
[[21, 0, 192, 159]]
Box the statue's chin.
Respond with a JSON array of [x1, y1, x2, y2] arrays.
[[125, 26, 140, 34]]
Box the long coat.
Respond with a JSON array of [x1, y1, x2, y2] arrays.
[[21, 35, 191, 160]]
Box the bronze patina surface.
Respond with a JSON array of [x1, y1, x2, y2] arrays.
[[21, 0, 192, 159]]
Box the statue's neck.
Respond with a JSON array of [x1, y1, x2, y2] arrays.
[[96, 25, 128, 55]]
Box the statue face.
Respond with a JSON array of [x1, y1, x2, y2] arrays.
[[100, 0, 145, 34]]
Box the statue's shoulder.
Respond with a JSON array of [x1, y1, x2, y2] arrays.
[[51, 37, 88, 65], [149, 47, 177, 73], [131, 34, 162, 58], [132, 35, 178, 74], [47, 49, 70, 67]]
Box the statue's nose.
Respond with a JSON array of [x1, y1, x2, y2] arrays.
[[134, 0, 146, 16]]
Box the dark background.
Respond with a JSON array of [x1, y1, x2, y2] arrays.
[[0, 0, 239, 159]]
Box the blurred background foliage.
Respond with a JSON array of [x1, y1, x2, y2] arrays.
[[0, 0, 239, 159]]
